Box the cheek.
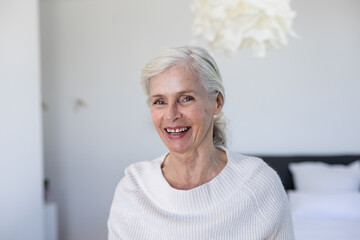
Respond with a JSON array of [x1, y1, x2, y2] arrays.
[[196, 104, 215, 127], [189, 107, 210, 124], [150, 109, 162, 127]]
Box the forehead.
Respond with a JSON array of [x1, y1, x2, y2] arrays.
[[149, 65, 205, 96]]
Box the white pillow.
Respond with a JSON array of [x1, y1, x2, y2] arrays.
[[288, 191, 360, 220], [289, 160, 360, 192]]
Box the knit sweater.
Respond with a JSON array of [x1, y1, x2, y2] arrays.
[[108, 150, 294, 240]]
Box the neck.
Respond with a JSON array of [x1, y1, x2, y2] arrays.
[[161, 145, 227, 190]]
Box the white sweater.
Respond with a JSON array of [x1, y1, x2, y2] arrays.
[[108, 150, 294, 240]]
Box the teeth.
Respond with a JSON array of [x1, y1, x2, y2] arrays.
[[166, 127, 189, 133]]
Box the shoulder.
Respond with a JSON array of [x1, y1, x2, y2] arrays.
[[109, 155, 164, 221], [229, 152, 290, 226], [125, 158, 160, 181], [228, 152, 288, 211], [228, 152, 283, 191], [114, 156, 163, 194], [108, 157, 163, 237]]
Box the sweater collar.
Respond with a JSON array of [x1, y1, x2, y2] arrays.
[[142, 148, 243, 214]]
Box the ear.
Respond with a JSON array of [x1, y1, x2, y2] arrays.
[[213, 92, 224, 115]]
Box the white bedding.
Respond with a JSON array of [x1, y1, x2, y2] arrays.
[[288, 191, 360, 240], [293, 217, 360, 240]]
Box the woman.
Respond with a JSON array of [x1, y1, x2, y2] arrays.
[[108, 46, 294, 239]]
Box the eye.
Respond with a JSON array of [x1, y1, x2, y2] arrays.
[[180, 96, 194, 103], [153, 99, 166, 105]]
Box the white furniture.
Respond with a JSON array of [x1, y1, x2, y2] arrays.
[[44, 202, 58, 240]]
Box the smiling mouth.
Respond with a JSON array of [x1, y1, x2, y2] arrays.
[[164, 127, 191, 135]]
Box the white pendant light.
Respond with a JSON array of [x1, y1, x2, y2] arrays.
[[191, 0, 297, 57]]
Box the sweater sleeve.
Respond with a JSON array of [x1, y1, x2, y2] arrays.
[[107, 165, 139, 240], [266, 203, 294, 240], [244, 159, 295, 240], [107, 180, 125, 240], [108, 229, 121, 240]]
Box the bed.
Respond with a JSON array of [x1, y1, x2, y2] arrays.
[[258, 155, 360, 240]]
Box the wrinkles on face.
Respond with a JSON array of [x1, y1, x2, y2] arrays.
[[149, 65, 218, 155]]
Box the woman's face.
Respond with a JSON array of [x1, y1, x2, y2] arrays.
[[149, 65, 223, 154]]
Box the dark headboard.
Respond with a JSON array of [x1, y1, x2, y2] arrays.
[[257, 155, 360, 190]]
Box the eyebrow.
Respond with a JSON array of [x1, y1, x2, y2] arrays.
[[150, 90, 197, 99]]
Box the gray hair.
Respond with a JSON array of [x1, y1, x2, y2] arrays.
[[141, 46, 227, 148]]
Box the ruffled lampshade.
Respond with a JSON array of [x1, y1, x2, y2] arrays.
[[191, 0, 296, 57]]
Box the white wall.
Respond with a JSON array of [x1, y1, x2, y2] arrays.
[[221, 0, 360, 154], [0, 0, 44, 239], [40, 0, 360, 240]]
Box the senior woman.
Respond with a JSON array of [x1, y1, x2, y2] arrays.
[[108, 46, 294, 239]]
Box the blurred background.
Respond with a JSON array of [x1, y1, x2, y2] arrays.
[[1, 0, 359, 239]]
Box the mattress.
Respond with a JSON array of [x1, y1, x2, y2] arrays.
[[288, 190, 360, 240], [293, 217, 360, 240]]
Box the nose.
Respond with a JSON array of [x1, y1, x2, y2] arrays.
[[164, 102, 181, 121]]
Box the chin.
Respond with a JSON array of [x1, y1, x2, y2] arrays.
[[163, 141, 193, 154], [158, 129, 193, 154]]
